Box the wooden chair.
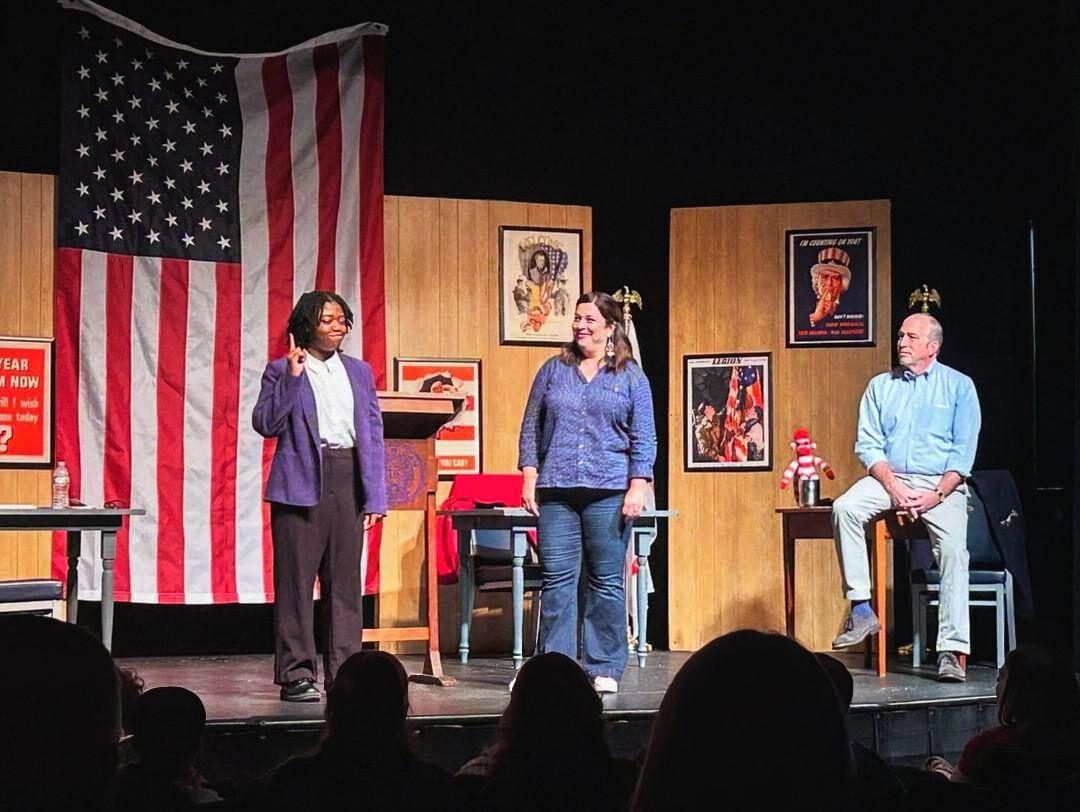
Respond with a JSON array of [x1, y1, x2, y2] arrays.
[[459, 527, 543, 667]]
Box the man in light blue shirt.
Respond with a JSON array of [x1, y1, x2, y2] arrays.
[[831, 313, 981, 682]]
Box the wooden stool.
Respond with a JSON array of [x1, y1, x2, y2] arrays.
[[777, 506, 926, 677], [867, 510, 932, 675]]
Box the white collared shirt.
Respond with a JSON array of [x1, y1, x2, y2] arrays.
[[304, 351, 356, 448]]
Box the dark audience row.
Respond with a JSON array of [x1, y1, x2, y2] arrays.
[[3, 614, 1079, 811]]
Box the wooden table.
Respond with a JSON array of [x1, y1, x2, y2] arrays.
[[441, 507, 675, 669], [775, 505, 897, 677], [0, 507, 143, 652]]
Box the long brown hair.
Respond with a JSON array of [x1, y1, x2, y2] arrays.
[[632, 631, 851, 809], [558, 291, 635, 371]]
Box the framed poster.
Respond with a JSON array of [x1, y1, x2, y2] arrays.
[[393, 357, 482, 478], [499, 225, 583, 346], [684, 353, 772, 472], [0, 336, 54, 468], [786, 227, 876, 347]]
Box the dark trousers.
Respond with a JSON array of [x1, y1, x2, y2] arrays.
[[270, 448, 364, 685]]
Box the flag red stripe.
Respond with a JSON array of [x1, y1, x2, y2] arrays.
[[358, 35, 386, 386], [52, 248, 84, 585], [313, 44, 342, 294], [156, 259, 189, 602], [262, 55, 296, 599], [211, 262, 242, 600], [104, 253, 134, 599], [262, 55, 297, 361]]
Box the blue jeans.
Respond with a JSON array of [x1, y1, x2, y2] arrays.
[[537, 488, 631, 679]]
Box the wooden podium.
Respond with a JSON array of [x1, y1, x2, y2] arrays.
[[365, 390, 464, 686]]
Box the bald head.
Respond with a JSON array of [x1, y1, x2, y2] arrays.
[[897, 314, 943, 374]]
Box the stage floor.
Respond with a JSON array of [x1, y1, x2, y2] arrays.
[[119, 650, 998, 727], [118, 650, 1001, 782]]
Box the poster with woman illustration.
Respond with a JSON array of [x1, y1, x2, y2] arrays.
[[499, 226, 583, 346], [684, 353, 772, 471]]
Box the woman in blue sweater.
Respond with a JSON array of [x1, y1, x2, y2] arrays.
[[518, 291, 657, 694]]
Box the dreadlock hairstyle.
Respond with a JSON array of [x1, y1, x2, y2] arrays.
[[286, 290, 354, 349]]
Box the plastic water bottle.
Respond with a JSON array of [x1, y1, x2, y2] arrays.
[[52, 460, 70, 509]]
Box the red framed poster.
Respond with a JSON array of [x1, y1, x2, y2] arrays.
[[393, 357, 482, 478], [0, 336, 54, 468]]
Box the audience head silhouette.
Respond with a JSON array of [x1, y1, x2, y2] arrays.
[[0, 615, 120, 812], [997, 644, 1080, 740], [480, 651, 624, 810], [634, 629, 852, 809], [131, 686, 207, 771], [323, 649, 410, 755], [498, 651, 605, 764]]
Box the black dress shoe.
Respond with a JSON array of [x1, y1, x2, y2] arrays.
[[279, 677, 320, 702]]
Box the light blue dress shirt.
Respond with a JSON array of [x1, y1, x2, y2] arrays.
[[855, 360, 981, 477], [518, 356, 657, 490]]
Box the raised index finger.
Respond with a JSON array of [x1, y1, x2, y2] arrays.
[[288, 332, 296, 352]]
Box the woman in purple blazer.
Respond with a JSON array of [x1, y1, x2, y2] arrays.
[[252, 291, 387, 702]]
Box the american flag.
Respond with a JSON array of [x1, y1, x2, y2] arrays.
[[722, 365, 763, 463], [52, 0, 387, 603]]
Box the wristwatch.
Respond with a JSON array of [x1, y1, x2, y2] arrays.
[[934, 488, 946, 503]]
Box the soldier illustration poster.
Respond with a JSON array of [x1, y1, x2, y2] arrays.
[[684, 353, 771, 471], [499, 226, 583, 346], [786, 227, 876, 347]]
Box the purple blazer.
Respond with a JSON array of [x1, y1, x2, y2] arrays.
[[252, 354, 388, 515]]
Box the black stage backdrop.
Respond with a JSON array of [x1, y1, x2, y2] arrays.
[[2, 1, 1077, 663]]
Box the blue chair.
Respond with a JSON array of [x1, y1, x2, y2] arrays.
[[909, 487, 1017, 668], [0, 578, 64, 618], [459, 528, 543, 668]]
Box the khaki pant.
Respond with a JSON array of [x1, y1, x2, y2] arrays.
[[831, 474, 970, 654]]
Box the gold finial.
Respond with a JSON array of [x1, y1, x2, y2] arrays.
[[908, 284, 942, 313], [613, 286, 643, 324]]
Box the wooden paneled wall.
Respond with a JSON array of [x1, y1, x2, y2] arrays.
[[0, 173, 591, 656], [667, 200, 891, 652], [0, 172, 56, 583], [355, 196, 593, 654]]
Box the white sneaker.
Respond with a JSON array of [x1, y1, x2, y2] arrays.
[[593, 676, 618, 694]]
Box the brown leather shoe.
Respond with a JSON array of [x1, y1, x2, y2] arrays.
[[936, 651, 966, 682]]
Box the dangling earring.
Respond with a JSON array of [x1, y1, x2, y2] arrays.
[[605, 335, 615, 358]]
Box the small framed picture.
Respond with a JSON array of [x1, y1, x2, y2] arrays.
[[786, 227, 876, 347], [499, 225, 583, 346], [684, 353, 772, 472], [0, 336, 55, 468], [393, 357, 482, 478]]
